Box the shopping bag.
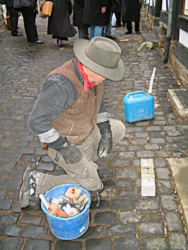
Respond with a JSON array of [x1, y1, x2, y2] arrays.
[[40, 1, 53, 18]]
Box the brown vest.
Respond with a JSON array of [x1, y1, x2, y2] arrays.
[[48, 60, 103, 145]]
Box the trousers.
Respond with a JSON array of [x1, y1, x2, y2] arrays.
[[36, 119, 126, 195]]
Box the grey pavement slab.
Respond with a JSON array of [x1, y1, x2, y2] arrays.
[[0, 14, 188, 250], [168, 158, 188, 225], [168, 89, 188, 118]]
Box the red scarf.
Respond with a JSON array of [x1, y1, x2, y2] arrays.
[[77, 59, 95, 92]]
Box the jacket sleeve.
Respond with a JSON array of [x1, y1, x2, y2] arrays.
[[28, 74, 76, 143], [97, 94, 109, 124]]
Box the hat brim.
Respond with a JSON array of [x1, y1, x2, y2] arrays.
[[73, 39, 125, 81]]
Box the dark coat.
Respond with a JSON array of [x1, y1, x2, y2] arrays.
[[73, 0, 86, 27], [121, 0, 140, 22], [5, 0, 13, 8], [13, 0, 36, 9], [47, 0, 77, 38], [82, 0, 112, 26]]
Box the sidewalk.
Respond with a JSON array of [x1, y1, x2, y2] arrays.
[[0, 16, 188, 250]]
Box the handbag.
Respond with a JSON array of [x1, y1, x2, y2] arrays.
[[40, 1, 53, 18]]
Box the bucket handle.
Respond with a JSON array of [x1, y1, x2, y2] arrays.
[[126, 91, 146, 99]]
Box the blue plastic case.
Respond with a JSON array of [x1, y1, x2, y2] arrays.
[[123, 91, 154, 123]]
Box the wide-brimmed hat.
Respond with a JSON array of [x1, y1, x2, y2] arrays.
[[73, 37, 125, 81]]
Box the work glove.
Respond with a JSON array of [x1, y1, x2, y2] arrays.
[[46, 137, 83, 164], [97, 121, 112, 158]]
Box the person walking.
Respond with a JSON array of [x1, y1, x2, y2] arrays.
[[19, 36, 126, 209], [83, 0, 111, 40], [73, 0, 89, 39], [5, 0, 22, 36], [121, 0, 141, 35], [13, 0, 43, 43], [47, 0, 77, 47]]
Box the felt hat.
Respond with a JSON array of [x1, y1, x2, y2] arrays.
[[73, 37, 125, 81]]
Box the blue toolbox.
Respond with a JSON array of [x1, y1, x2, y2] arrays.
[[123, 91, 154, 123]]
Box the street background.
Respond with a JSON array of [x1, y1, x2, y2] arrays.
[[0, 13, 188, 250]]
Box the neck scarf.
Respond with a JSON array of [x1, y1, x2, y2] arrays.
[[77, 59, 95, 92]]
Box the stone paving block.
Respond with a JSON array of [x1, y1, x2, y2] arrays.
[[116, 179, 133, 188], [116, 169, 138, 178], [119, 211, 142, 223], [0, 161, 16, 169], [3, 179, 22, 188], [139, 223, 164, 236], [55, 241, 82, 250], [90, 200, 109, 210], [157, 180, 174, 194], [107, 224, 136, 236], [0, 188, 7, 199], [20, 215, 43, 225], [94, 211, 117, 224], [0, 199, 13, 210], [137, 151, 154, 158], [154, 158, 166, 167], [144, 212, 163, 222], [142, 237, 168, 250], [86, 238, 112, 250], [165, 212, 185, 232], [98, 169, 113, 179], [111, 199, 133, 210], [161, 195, 178, 211], [111, 160, 131, 168], [119, 189, 139, 198], [0, 213, 18, 223], [0, 237, 23, 250], [7, 188, 20, 199], [156, 168, 170, 179], [81, 225, 104, 239], [135, 199, 160, 210], [36, 162, 55, 171], [114, 237, 141, 250], [23, 239, 52, 250], [168, 233, 187, 250], [21, 225, 48, 239], [3, 224, 22, 236]]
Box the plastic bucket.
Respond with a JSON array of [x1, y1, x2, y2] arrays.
[[41, 184, 91, 240]]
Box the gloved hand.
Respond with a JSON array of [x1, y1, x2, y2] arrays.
[[97, 121, 112, 158], [46, 137, 83, 164]]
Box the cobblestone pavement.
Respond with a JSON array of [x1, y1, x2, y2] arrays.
[[0, 16, 188, 250]]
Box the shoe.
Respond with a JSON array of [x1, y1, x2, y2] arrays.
[[125, 31, 132, 35], [112, 24, 121, 28], [19, 167, 37, 208], [136, 31, 141, 34], [89, 182, 104, 207], [105, 34, 116, 40], [57, 39, 63, 47], [12, 32, 23, 37], [35, 39, 44, 44]]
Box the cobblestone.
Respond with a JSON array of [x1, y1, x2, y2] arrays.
[[0, 14, 187, 250]]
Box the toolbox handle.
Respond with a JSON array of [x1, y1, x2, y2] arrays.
[[127, 91, 146, 99]]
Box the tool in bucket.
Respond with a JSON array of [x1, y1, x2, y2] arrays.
[[39, 186, 89, 218], [123, 67, 156, 123]]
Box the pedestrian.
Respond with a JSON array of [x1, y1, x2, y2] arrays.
[[47, 0, 77, 48], [13, 0, 43, 43], [103, 0, 116, 40], [19, 36, 126, 209], [4, 0, 23, 36], [121, 0, 142, 35], [73, 0, 89, 39], [112, 0, 122, 27], [83, 0, 112, 40]]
